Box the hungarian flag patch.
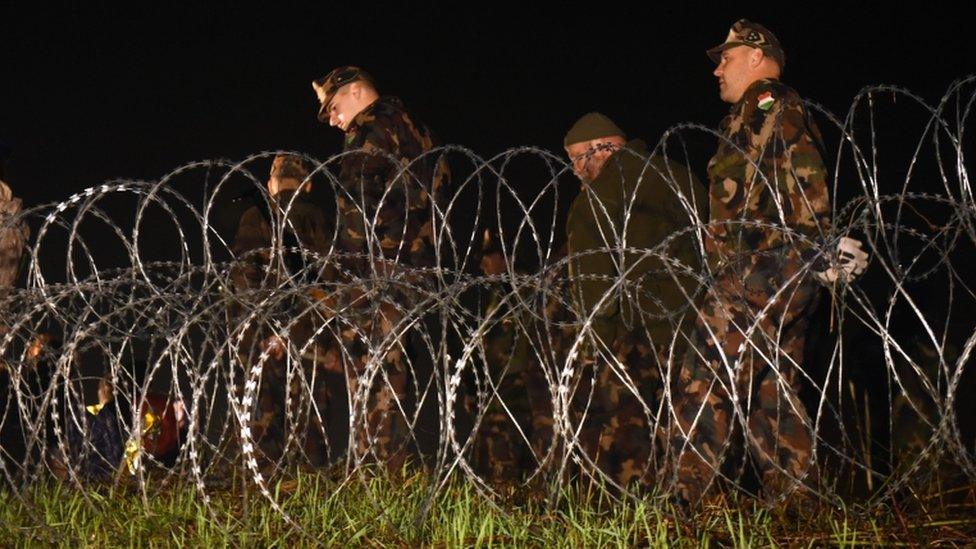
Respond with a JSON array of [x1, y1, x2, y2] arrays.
[[757, 91, 775, 111]]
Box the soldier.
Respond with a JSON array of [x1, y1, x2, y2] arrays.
[[669, 20, 865, 505], [312, 66, 448, 269], [0, 148, 28, 290], [230, 154, 333, 464], [0, 148, 29, 381], [563, 113, 706, 488], [311, 66, 449, 470]]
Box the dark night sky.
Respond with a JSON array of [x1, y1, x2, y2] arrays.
[[2, 4, 972, 208]]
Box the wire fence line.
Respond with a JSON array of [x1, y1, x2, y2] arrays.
[[1, 78, 974, 523]]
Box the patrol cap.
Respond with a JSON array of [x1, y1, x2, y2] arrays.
[[707, 19, 786, 69], [311, 66, 375, 122], [563, 112, 626, 148]]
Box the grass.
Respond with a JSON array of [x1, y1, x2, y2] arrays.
[[2, 470, 974, 547]]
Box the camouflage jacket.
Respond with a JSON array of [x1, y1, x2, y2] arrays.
[[230, 189, 330, 289], [0, 179, 28, 288], [706, 78, 830, 267], [566, 139, 707, 343], [338, 96, 449, 268]]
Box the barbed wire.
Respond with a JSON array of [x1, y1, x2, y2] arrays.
[[1, 77, 975, 534]]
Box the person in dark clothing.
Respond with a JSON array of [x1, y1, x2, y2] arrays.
[[230, 154, 334, 464]]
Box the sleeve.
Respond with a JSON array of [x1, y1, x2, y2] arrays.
[[0, 180, 29, 287], [776, 96, 832, 245], [569, 167, 625, 342], [336, 123, 398, 254], [730, 85, 831, 255]]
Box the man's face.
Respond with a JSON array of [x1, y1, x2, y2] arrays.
[[565, 139, 615, 183], [326, 85, 358, 131], [713, 45, 755, 103]]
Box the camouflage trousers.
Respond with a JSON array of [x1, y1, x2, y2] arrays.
[[338, 293, 412, 472], [252, 331, 336, 467], [669, 253, 820, 504], [462, 311, 554, 482], [571, 327, 667, 489]]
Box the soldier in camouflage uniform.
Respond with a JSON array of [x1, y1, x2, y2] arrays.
[[563, 113, 706, 488], [312, 67, 449, 470], [669, 20, 832, 505], [0, 156, 29, 378], [231, 154, 333, 464], [0, 161, 28, 289]]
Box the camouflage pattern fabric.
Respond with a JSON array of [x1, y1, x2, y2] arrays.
[[468, 280, 552, 482], [707, 19, 787, 68], [670, 78, 830, 504], [570, 327, 664, 489], [564, 139, 706, 488], [336, 95, 449, 268], [703, 79, 830, 265], [0, 179, 28, 288], [333, 96, 449, 469]]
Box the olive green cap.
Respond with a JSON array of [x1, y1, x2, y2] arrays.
[[563, 112, 626, 148]]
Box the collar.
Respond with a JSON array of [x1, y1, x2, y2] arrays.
[[731, 77, 780, 111], [345, 96, 405, 136]]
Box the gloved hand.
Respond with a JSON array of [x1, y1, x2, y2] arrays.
[[815, 236, 869, 285]]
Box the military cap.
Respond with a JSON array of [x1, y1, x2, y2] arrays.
[[707, 19, 786, 69], [270, 154, 308, 181], [311, 66, 374, 122], [563, 112, 626, 148]]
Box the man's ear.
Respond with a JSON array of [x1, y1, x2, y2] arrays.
[[749, 48, 765, 68], [349, 82, 362, 100]]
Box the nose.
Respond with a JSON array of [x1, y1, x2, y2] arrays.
[[713, 64, 723, 78], [329, 113, 339, 127]]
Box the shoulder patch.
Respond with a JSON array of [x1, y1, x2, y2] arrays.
[[757, 91, 775, 111]]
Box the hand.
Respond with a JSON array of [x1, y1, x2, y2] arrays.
[[815, 236, 869, 285]]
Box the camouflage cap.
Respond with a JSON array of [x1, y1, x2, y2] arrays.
[[707, 19, 785, 69], [563, 112, 626, 148], [311, 66, 374, 122]]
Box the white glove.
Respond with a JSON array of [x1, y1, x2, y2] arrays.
[[815, 236, 869, 285]]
